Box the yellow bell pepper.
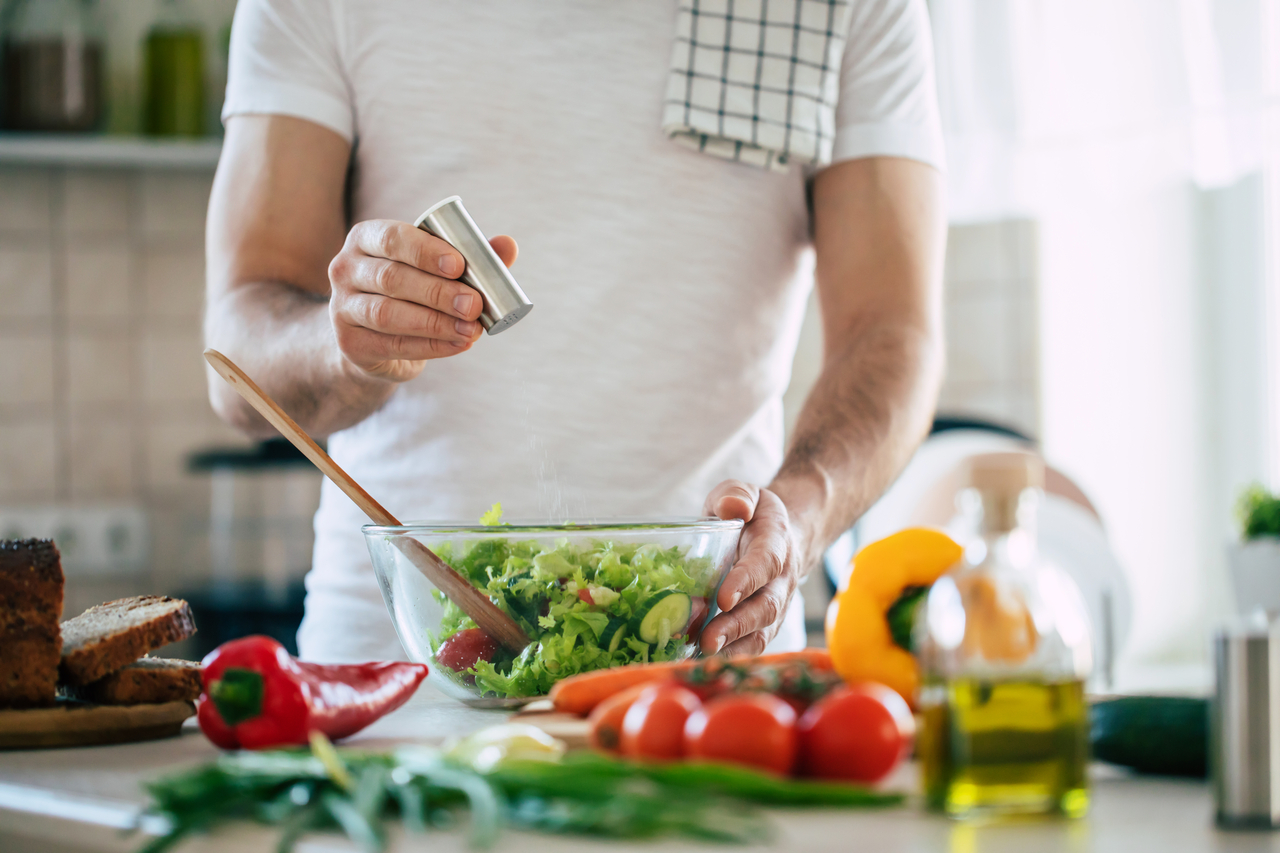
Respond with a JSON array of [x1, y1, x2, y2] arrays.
[[825, 528, 963, 707]]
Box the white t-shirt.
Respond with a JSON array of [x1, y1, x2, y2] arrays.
[[223, 0, 944, 662]]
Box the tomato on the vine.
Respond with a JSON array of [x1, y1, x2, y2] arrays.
[[620, 682, 702, 760], [796, 683, 914, 783], [684, 693, 798, 775]]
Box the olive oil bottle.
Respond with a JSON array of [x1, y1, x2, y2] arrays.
[[916, 453, 1093, 819]]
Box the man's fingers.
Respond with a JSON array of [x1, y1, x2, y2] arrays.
[[349, 220, 466, 279], [702, 479, 760, 521], [335, 322, 475, 364], [714, 490, 790, 611], [342, 293, 480, 344], [700, 576, 791, 655], [344, 255, 484, 323], [490, 235, 518, 268], [720, 632, 771, 659]]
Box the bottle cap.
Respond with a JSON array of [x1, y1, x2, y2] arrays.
[[965, 452, 1045, 533], [966, 452, 1046, 495]]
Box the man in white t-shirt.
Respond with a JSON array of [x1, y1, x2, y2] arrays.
[[206, 0, 947, 662]]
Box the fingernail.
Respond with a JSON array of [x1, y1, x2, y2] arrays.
[[455, 319, 478, 336], [728, 592, 741, 610], [707, 635, 724, 655], [453, 293, 476, 316], [450, 339, 469, 350], [439, 254, 462, 277]]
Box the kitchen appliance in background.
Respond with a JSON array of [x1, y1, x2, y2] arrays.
[[0, 0, 104, 132], [182, 439, 321, 657], [142, 0, 203, 137]]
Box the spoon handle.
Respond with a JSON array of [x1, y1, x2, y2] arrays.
[[203, 349, 531, 653]]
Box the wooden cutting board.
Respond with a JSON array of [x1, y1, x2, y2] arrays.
[[510, 699, 591, 750], [0, 700, 195, 750]]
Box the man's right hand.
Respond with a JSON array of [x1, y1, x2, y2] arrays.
[[327, 220, 519, 383]]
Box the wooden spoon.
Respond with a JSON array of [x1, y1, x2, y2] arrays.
[[203, 348, 531, 653]]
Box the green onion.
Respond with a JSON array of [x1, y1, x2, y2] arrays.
[[137, 741, 902, 852]]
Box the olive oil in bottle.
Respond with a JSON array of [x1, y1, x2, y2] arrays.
[[916, 453, 1093, 820], [919, 678, 1089, 818]]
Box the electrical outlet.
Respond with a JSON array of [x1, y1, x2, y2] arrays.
[[0, 505, 148, 577]]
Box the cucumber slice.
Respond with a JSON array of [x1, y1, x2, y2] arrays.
[[600, 617, 628, 653], [630, 590, 693, 645]]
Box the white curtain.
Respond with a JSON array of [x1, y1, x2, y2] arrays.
[[927, 0, 1280, 671], [931, 0, 1273, 221]]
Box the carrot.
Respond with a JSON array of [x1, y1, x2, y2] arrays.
[[550, 648, 835, 716], [587, 682, 655, 752], [550, 661, 696, 716], [740, 648, 833, 671]]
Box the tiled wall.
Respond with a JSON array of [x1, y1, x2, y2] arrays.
[[936, 220, 1040, 437], [0, 165, 275, 616]]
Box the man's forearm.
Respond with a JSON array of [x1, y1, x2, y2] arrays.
[[205, 281, 395, 439], [770, 313, 942, 572]]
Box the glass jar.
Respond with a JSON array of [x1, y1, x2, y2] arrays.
[[142, 0, 204, 136], [916, 452, 1093, 819], [1, 0, 104, 132]]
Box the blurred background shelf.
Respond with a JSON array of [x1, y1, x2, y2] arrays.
[[0, 134, 221, 169]]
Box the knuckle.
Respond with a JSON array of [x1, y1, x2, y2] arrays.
[[760, 590, 783, 625], [368, 297, 397, 331], [422, 276, 447, 310], [373, 260, 399, 295], [375, 224, 398, 258]]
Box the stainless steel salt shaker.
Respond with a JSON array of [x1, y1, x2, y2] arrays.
[[1213, 618, 1280, 828], [414, 196, 533, 335]]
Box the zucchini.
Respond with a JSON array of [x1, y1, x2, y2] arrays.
[[1089, 695, 1207, 777], [630, 590, 692, 645], [600, 617, 628, 653]]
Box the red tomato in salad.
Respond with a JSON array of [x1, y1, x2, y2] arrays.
[[620, 682, 702, 760], [683, 693, 798, 775], [796, 683, 914, 783], [435, 628, 500, 675]]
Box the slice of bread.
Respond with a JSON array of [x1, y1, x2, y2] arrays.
[[65, 657, 203, 705], [0, 539, 64, 708], [60, 596, 196, 685]]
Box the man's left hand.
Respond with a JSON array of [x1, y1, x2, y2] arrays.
[[698, 480, 805, 656]]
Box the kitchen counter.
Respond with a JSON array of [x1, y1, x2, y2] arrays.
[[1, 682, 1276, 853]]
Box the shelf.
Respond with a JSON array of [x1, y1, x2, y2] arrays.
[[0, 134, 221, 169]]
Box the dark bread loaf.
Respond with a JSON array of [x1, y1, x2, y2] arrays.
[[0, 539, 64, 708], [65, 657, 203, 705], [60, 596, 196, 685]]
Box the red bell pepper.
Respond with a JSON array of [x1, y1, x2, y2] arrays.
[[197, 635, 429, 750]]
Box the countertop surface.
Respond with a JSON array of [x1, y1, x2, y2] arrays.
[[1, 681, 1277, 853]]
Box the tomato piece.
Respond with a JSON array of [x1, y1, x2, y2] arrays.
[[436, 628, 501, 677], [620, 682, 702, 761], [577, 588, 594, 604], [683, 693, 798, 775], [796, 683, 915, 783], [587, 682, 655, 753]]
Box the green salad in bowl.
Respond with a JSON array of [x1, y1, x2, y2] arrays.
[[363, 506, 743, 707]]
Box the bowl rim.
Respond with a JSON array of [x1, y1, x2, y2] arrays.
[[361, 516, 745, 535]]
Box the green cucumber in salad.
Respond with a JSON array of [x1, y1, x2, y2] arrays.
[[428, 504, 717, 698]]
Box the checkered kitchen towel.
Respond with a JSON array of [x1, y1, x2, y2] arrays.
[[663, 0, 854, 173]]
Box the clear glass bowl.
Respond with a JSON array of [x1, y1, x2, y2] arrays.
[[363, 518, 743, 708]]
